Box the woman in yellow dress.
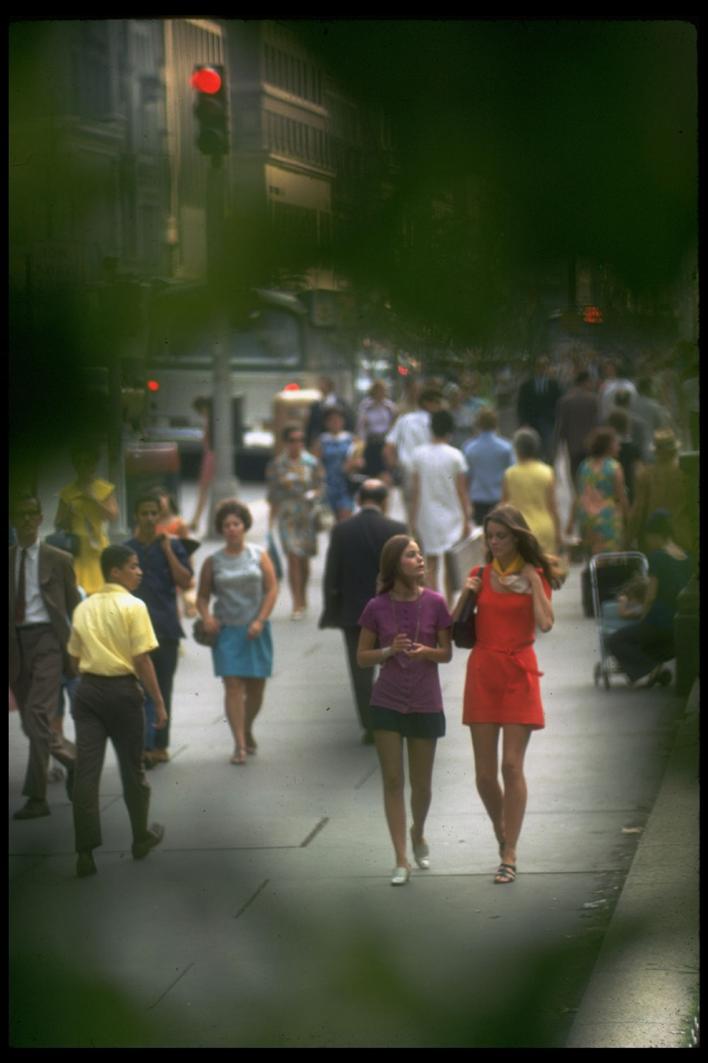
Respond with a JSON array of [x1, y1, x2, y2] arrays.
[[502, 428, 561, 556], [55, 447, 119, 594]]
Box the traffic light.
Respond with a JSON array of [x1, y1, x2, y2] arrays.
[[191, 64, 229, 157]]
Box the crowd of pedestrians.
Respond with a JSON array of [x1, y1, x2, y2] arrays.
[[9, 344, 696, 884]]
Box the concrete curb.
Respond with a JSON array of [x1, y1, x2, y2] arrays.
[[567, 679, 700, 1048]]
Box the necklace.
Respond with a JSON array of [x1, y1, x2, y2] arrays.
[[389, 590, 423, 667]]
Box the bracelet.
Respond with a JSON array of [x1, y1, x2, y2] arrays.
[[381, 645, 392, 661]]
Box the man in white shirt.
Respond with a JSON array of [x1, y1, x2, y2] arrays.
[[9, 493, 81, 820]]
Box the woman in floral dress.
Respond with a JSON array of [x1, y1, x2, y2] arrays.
[[266, 422, 324, 619], [566, 427, 628, 555]]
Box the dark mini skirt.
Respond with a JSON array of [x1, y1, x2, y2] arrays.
[[369, 705, 446, 739]]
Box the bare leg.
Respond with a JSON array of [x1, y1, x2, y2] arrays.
[[374, 730, 409, 869], [287, 553, 303, 612], [190, 476, 211, 532], [300, 556, 310, 611], [407, 737, 437, 846], [223, 677, 247, 761], [244, 678, 266, 753], [499, 724, 533, 866], [470, 724, 505, 852]]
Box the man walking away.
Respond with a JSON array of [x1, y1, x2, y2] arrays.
[[68, 545, 167, 878], [319, 480, 407, 744]]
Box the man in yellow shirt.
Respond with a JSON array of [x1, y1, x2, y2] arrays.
[[68, 544, 167, 878]]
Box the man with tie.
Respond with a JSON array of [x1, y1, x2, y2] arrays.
[[9, 492, 82, 819], [516, 354, 563, 464]]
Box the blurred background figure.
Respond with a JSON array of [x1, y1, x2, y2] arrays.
[[312, 406, 357, 523], [458, 370, 490, 438], [634, 375, 675, 441], [305, 375, 354, 451], [55, 446, 118, 595], [125, 491, 194, 767], [189, 396, 214, 534], [606, 409, 643, 506], [629, 429, 693, 554], [607, 509, 692, 687], [384, 387, 443, 525], [609, 389, 650, 463], [503, 428, 562, 557], [410, 409, 470, 604], [462, 407, 514, 527], [196, 500, 278, 763], [356, 380, 398, 482], [266, 422, 324, 620], [598, 359, 637, 421], [554, 370, 600, 487], [319, 479, 407, 744], [566, 426, 628, 556], [516, 355, 563, 465]]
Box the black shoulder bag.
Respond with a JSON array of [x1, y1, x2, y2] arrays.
[[452, 566, 484, 649]]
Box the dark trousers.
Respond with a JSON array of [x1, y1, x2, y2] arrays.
[[143, 639, 180, 751], [343, 627, 373, 734], [472, 500, 500, 527], [12, 625, 76, 802], [607, 622, 674, 683], [71, 674, 151, 853]]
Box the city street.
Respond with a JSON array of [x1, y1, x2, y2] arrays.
[[9, 477, 692, 1047]]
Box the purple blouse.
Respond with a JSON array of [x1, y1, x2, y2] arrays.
[[358, 588, 452, 714]]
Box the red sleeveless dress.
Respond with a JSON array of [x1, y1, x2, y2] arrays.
[[462, 565, 551, 729]]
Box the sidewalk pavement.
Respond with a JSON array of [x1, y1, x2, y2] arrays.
[[9, 478, 699, 1047]]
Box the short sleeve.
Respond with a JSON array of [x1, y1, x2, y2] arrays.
[[92, 479, 115, 501], [171, 538, 192, 569], [358, 596, 380, 632], [128, 600, 159, 656], [436, 594, 453, 629]]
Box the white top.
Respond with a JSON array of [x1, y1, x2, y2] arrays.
[[411, 442, 468, 555], [15, 542, 51, 625], [385, 410, 431, 469]]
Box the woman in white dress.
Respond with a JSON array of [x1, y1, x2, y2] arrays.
[[410, 409, 471, 605]]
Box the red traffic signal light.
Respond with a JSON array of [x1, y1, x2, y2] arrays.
[[192, 64, 229, 157], [582, 305, 603, 324], [191, 66, 223, 95]]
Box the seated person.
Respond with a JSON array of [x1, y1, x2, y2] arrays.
[[606, 510, 691, 686], [600, 572, 648, 633]]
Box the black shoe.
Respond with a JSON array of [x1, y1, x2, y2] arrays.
[[76, 852, 97, 878], [13, 800, 50, 820], [65, 766, 75, 803], [132, 823, 165, 860]]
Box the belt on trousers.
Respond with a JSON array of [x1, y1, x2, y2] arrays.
[[81, 673, 136, 681]]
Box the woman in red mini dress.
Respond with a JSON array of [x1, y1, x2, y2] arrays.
[[454, 504, 556, 885]]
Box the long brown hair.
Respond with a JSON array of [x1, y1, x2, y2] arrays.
[[483, 504, 565, 589], [376, 534, 418, 595]]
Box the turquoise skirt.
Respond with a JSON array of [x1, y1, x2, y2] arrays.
[[212, 622, 273, 678]]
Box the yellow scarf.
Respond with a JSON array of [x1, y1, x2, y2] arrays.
[[492, 554, 530, 594], [492, 554, 525, 577]]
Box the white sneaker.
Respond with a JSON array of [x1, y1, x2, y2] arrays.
[[390, 866, 410, 886]]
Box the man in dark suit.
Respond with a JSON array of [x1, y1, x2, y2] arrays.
[[319, 480, 407, 743], [10, 492, 81, 819], [554, 370, 600, 486], [516, 355, 563, 464]]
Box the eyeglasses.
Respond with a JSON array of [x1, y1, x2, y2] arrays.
[[288, 436, 305, 443]]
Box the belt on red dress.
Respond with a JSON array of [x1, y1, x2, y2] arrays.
[[477, 642, 543, 677]]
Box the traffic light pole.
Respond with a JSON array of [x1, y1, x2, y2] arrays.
[[206, 156, 239, 529]]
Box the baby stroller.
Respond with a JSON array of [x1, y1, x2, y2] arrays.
[[589, 552, 649, 689]]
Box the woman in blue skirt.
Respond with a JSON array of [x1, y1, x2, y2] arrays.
[[197, 500, 278, 763]]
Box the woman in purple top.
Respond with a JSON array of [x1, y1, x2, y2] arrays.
[[357, 535, 453, 886]]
